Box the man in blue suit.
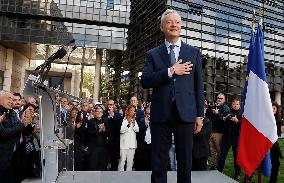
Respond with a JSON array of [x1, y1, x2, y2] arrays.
[[141, 9, 204, 183]]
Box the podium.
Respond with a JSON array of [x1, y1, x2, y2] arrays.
[[23, 75, 74, 183]]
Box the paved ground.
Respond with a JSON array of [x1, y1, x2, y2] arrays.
[[23, 170, 237, 183]]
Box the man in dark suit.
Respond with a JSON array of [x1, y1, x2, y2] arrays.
[[141, 9, 204, 183], [0, 90, 33, 183], [104, 99, 123, 170]]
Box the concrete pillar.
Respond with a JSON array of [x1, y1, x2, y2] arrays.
[[79, 47, 86, 98], [275, 91, 281, 105], [3, 49, 13, 91], [93, 49, 102, 102], [70, 68, 81, 97]]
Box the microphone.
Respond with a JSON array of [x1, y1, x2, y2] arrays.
[[35, 39, 75, 78], [46, 39, 75, 61], [47, 47, 67, 61]]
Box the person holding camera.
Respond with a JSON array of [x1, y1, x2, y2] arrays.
[[0, 90, 33, 183], [217, 98, 242, 181], [208, 93, 230, 170], [86, 106, 108, 170], [118, 105, 139, 171]]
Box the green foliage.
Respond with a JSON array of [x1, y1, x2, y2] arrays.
[[82, 67, 95, 97], [223, 139, 284, 183]]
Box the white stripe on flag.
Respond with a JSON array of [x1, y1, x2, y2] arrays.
[[243, 71, 278, 143]]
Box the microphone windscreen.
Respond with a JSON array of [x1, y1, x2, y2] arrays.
[[56, 48, 67, 59]]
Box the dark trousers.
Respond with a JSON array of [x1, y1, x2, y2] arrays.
[[88, 147, 108, 171], [74, 142, 85, 171], [0, 162, 14, 183], [151, 103, 194, 183], [269, 142, 281, 183], [217, 139, 240, 177], [192, 157, 207, 171], [108, 147, 119, 171]]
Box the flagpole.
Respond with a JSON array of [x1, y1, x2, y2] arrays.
[[258, 165, 262, 183], [251, 10, 256, 33], [257, 5, 264, 183]]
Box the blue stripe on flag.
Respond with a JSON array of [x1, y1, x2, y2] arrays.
[[261, 151, 271, 177], [250, 26, 267, 82]]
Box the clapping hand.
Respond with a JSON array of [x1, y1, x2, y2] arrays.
[[22, 109, 34, 126], [0, 113, 5, 123], [98, 123, 106, 132], [108, 109, 114, 119]]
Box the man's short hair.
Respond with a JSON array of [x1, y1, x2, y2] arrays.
[[0, 90, 11, 97], [231, 98, 240, 103], [13, 93, 22, 99], [160, 9, 181, 26]]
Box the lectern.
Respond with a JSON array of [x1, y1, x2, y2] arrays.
[[23, 75, 74, 183]]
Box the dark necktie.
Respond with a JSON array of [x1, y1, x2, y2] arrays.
[[169, 45, 176, 66]]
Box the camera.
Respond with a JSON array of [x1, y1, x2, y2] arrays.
[[208, 102, 220, 110], [227, 113, 236, 119], [0, 105, 8, 116]]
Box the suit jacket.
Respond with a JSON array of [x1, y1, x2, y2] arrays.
[[135, 108, 146, 148], [86, 117, 108, 148], [141, 41, 204, 123], [103, 110, 123, 155], [0, 110, 25, 165]]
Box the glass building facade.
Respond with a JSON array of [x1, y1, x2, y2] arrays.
[[127, 0, 284, 104], [1, 0, 284, 103], [0, 0, 130, 49], [0, 0, 131, 98]]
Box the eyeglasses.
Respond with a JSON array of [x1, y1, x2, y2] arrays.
[[108, 103, 114, 106], [217, 97, 224, 100], [145, 113, 150, 115]]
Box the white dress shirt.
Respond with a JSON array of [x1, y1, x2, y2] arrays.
[[166, 38, 182, 77]]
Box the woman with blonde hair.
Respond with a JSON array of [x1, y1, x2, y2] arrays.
[[118, 105, 139, 171]]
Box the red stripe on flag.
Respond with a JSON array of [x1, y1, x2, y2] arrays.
[[237, 116, 273, 176]]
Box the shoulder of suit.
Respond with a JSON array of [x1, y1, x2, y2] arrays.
[[146, 44, 164, 54]]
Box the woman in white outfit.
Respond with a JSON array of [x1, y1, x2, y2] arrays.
[[118, 105, 139, 171]]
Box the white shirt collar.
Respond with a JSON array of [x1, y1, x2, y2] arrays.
[[165, 38, 181, 48]]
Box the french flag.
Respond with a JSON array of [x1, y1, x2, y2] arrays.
[[236, 25, 278, 176]]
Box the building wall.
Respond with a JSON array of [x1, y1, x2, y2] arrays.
[[11, 50, 29, 93], [0, 45, 81, 95], [0, 45, 6, 71], [0, 46, 30, 92]]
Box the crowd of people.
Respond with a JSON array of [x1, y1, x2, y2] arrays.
[[0, 89, 283, 183]]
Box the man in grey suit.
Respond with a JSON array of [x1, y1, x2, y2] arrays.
[[141, 9, 204, 183]]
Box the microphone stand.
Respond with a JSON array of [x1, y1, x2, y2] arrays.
[[35, 40, 75, 86], [55, 46, 77, 89]]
